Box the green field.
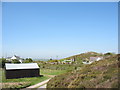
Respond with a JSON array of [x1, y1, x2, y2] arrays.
[[40, 69, 67, 76], [1, 68, 67, 89], [2, 69, 49, 88]]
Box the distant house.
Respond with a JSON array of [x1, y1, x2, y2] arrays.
[[90, 57, 103, 62], [82, 57, 103, 64], [49, 62, 57, 64], [5, 63, 40, 79], [6, 55, 24, 63], [6, 57, 12, 61], [62, 59, 73, 64], [70, 58, 75, 62], [82, 61, 92, 64]]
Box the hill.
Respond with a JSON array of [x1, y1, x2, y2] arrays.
[[65, 52, 103, 59], [63, 52, 104, 64], [47, 54, 119, 88]]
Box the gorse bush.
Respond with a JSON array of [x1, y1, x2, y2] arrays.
[[47, 55, 118, 88]]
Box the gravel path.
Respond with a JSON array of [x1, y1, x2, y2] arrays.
[[38, 84, 47, 88], [21, 75, 55, 90], [27, 79, 50, 88], [21, 79, 50, 90]]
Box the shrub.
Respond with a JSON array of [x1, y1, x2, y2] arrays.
[[0, 58, 11, 68], [23, 58, 33, 63], [11, 59, 20, 63]]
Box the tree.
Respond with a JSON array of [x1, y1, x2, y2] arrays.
[[50, 58, 52, 60], [0, 58, 11, 68], [23, 58, 33, 63], [26, 58, 33, 62], [0, 58, 6, 68], [104, 52, 115, 56], [11, 59, 20, 63]]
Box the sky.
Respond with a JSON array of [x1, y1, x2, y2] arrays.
[[2, 2, 118, 59]]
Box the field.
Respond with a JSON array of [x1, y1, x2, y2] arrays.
[[40, 69, 67, 76], [1, 68, 67, 89], [1, 69, 49, 88]]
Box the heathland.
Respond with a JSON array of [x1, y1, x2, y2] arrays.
[[0, 52, 119, 89]]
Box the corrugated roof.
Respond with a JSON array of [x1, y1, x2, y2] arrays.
[[5, 63, 39, 70]]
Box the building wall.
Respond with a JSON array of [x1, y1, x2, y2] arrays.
[[5, 68, 40, 79]]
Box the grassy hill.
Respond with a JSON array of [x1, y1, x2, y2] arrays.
[[65, 52, 103, 59], [47, 54, 119, 88], [63, 52, 104, 64]]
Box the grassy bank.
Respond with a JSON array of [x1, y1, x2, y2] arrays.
[[47, 55, 119, 88]]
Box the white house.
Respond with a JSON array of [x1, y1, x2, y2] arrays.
[[82, 56, 103, 64], [82, 61, 93, 64], [70, 58, 75, 62], [61, 60, 73, 64], [6, 55, 24, 63], [90, 57, 103, 62]]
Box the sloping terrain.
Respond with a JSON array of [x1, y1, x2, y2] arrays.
[[64, 52, 104, 64], [65, 52, 103, 60], [47, 55, 119, 88]]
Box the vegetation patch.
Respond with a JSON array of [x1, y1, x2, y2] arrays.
[[47, 55, 119, 88], [40, 69, 67, 76], [1, 69, 49, 89]]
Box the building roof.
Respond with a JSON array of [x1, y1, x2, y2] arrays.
[[6, 57, 12, 59], [5, 63, 39, 70], [11, 55, 21, 60]]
